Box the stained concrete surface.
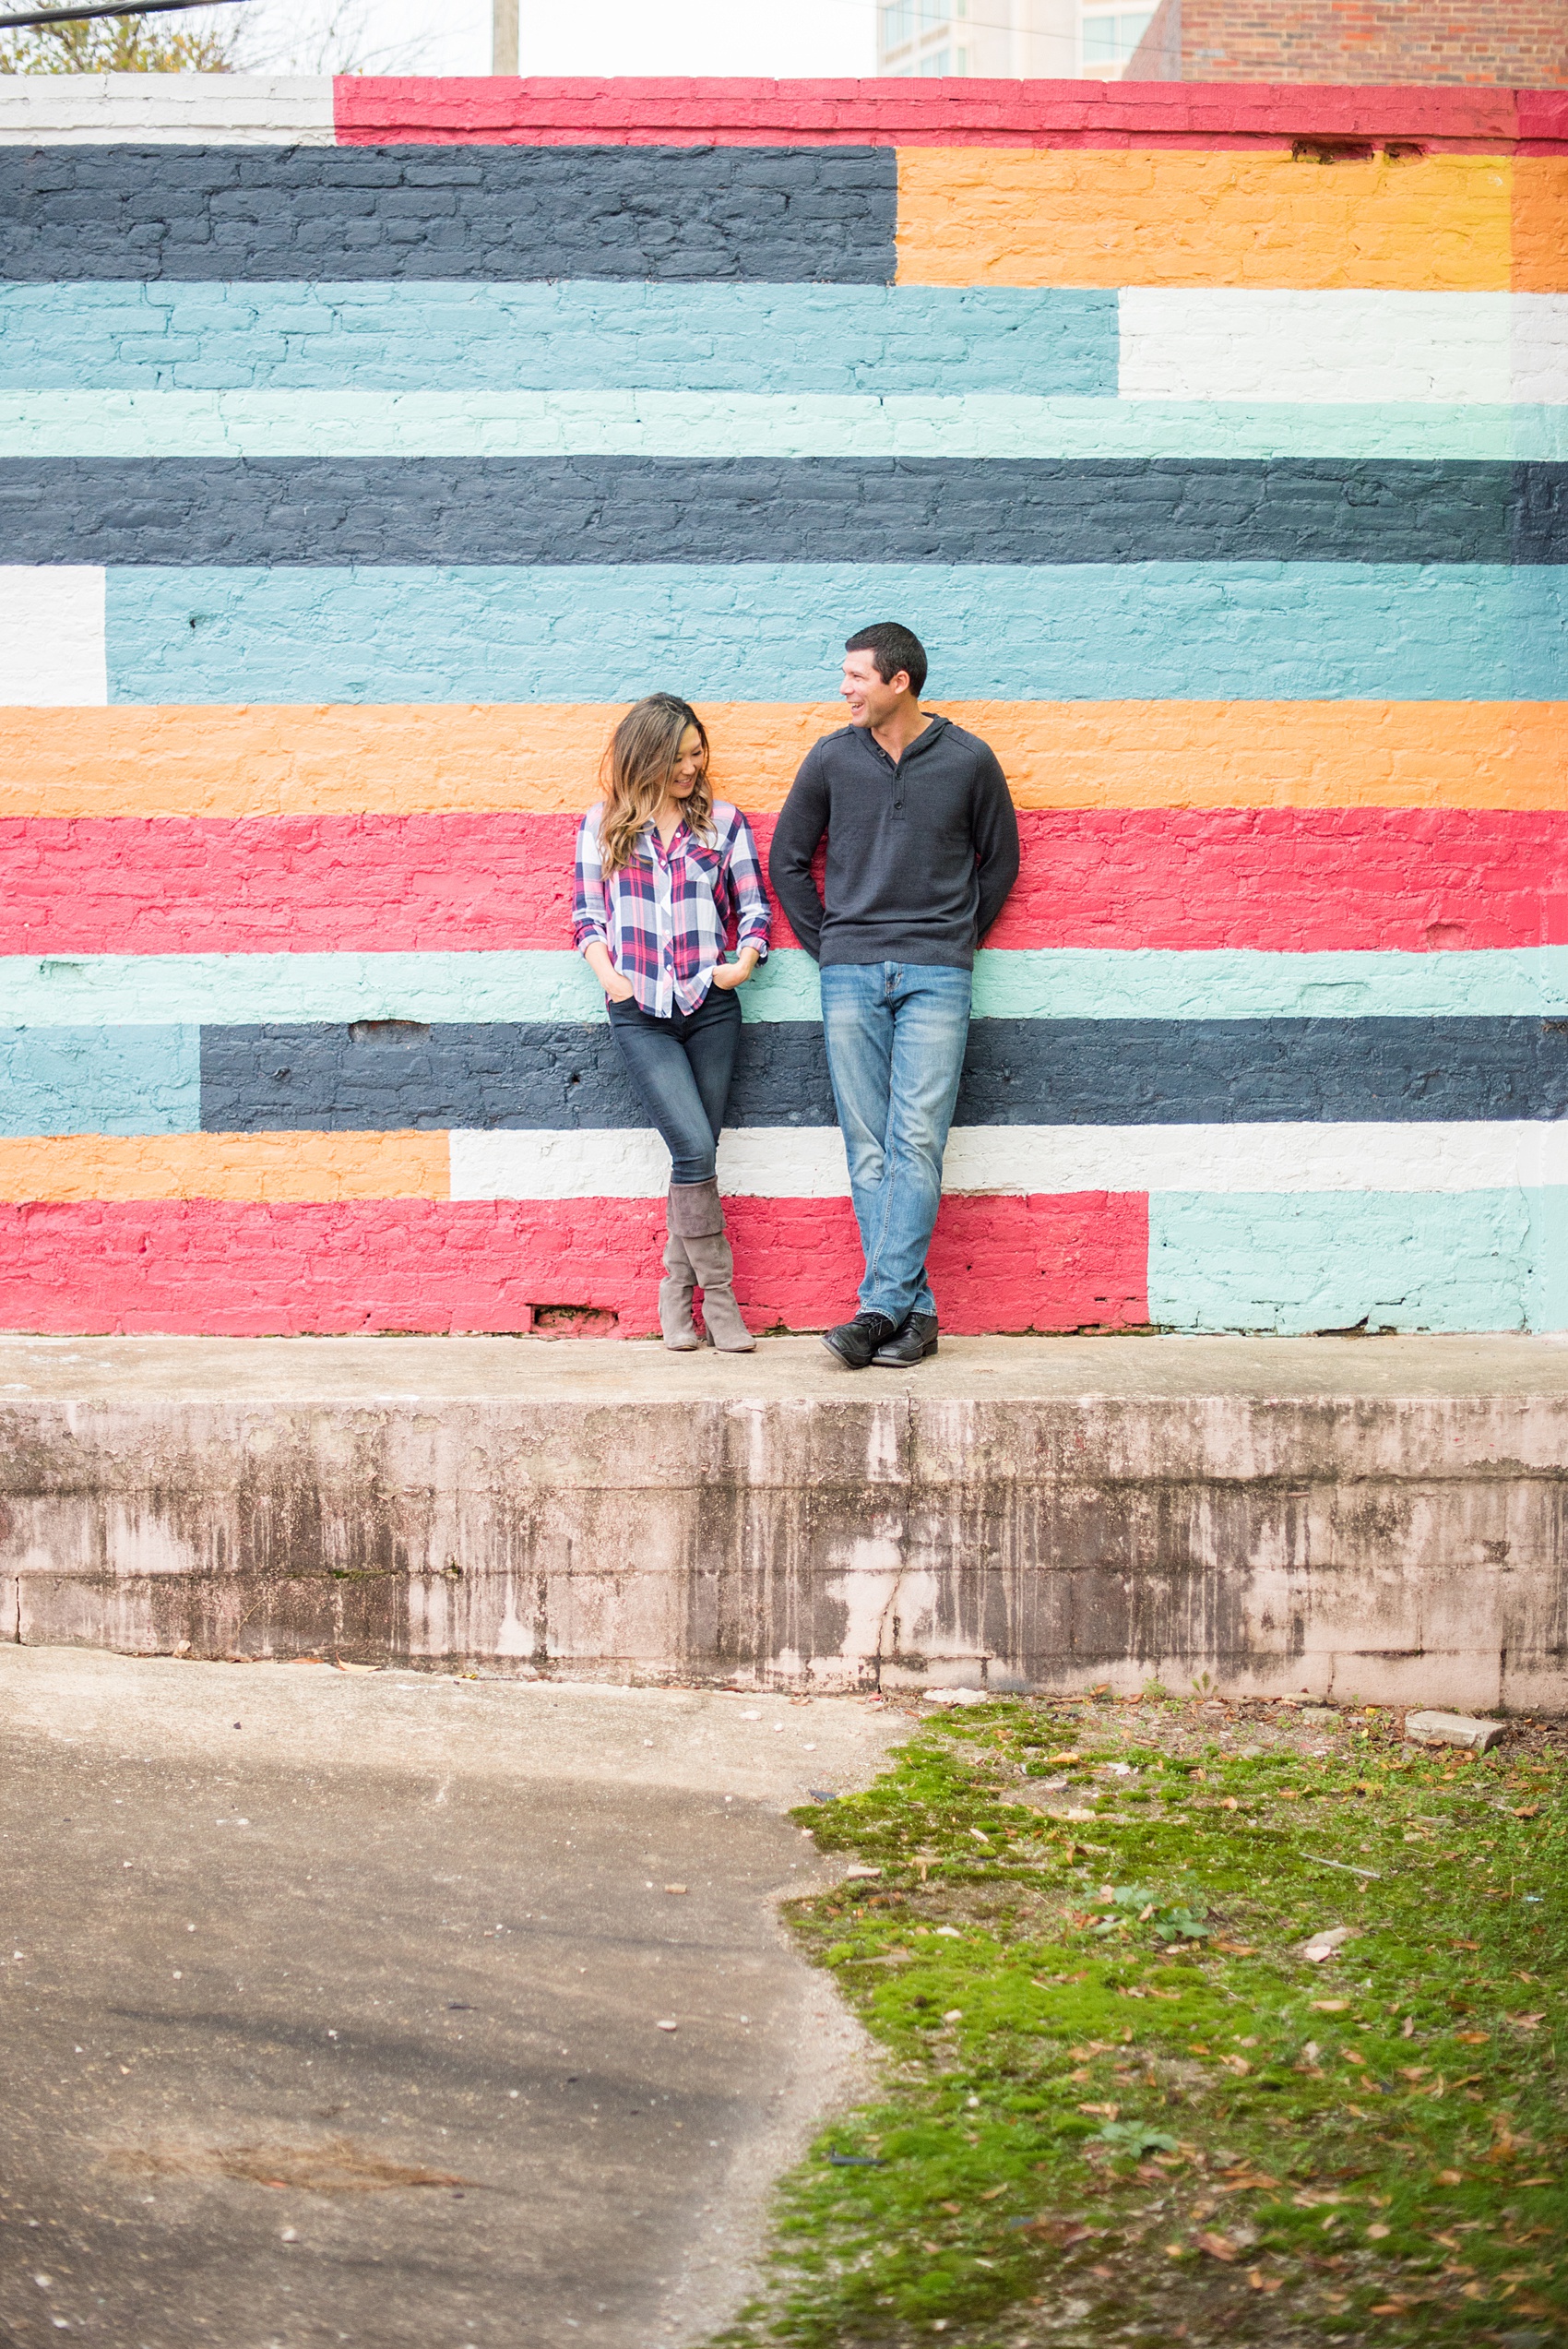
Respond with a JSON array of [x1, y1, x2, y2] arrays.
[[4, 1334, 1565, 1710], [0, 1650, 904, 2349]]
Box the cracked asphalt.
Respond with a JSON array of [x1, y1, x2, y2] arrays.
[[0, 1650, 903, 2349]]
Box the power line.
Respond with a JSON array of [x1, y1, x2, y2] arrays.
[[0, 0, 242, 30]]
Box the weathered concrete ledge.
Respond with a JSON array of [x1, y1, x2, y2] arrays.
[[1, 1333, 1564, 1712]]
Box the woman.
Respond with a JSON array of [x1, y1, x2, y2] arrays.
[[572, 694, 771, 1353]]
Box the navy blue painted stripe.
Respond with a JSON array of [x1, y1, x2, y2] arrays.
[[5, 458, 1554, 567], [197, 1019, 1568, 1135], [0, 145, 898, 286]]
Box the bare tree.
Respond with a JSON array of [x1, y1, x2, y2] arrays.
[[232, 0, 434, 74], [0, 9, 239, 68]]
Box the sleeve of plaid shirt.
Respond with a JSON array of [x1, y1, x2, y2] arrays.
[[571, 811, 610, 954], [728, 810, 772, 958]]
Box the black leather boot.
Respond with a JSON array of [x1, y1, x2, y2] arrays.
[[820, 1312, 899, 1369]]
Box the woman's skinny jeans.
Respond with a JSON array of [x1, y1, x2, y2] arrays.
[[606, 986, 742, 1186]]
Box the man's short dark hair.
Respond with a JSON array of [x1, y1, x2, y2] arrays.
[[844, 622, 927, 698]]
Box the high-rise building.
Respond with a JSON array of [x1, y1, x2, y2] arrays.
[[874, 0, 1156, 79]]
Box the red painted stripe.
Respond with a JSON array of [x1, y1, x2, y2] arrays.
[[332, 76, 1537, 151], [4, 809, 1559, 958], [0, 1194, 1148, 1338]]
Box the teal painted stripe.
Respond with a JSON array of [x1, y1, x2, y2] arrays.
[[106, 564, 1566, 705], [1148, 1186, 1568, 1334], [0, 1026, 199, 1136], [968, 947, 1568, 1021], [0, 389, 1553, 462], [3, 948, 1562, 1028], [0, 282, 1118, 399]]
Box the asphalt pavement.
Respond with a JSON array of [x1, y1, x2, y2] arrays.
[[0, 1651, 903, 2349]]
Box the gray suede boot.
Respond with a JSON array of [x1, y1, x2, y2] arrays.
[[659, 1231, 701, 1352], [682, 1230, 755, 1353], [668, 1179, 754, 1353]]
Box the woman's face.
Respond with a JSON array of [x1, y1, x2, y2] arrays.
[[669, 724, 705, 799]]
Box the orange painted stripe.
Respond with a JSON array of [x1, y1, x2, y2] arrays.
[[4, 703, 1562, 817], [0, 1132, 451, 1204], [1513, 153, 1568, 291], [896, 146, 1514, 291]]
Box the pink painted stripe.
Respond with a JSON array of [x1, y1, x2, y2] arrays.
[[1, 809, 1559, 958], [0, 1194, 1149, 1338], [331, 76, 1544, 150]]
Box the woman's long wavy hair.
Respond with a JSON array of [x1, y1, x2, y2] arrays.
[[596, 694, 713, 876]]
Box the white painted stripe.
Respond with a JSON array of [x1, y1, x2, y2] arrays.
[[0, 566, 105, 707], [0, 388, 1539, 464], [451, 1122, 1568, 1203], [1118, 289, 1515, 406], [0, 73, 336, 144], [1513, 294, 1568, 409]]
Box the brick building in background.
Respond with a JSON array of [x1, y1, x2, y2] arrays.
[[1127, 0, 1568, 82]]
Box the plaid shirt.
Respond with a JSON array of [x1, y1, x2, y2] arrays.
[[573, 798, 771, 1018]]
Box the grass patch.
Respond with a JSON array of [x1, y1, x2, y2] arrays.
[[716, 1696, 1567, 2347]]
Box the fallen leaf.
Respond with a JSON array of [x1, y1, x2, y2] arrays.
[[1311, 1999, 1348, 2012], [1366, 2223, 1391, 2239], [1455, 2031, 1489, 2044], [663, 1884, 688, 1896], [1049, 1752, 1081, 1765], [1220, 1797, 1240, 1810], [1196, 2231, 1240, 2263], [1248, 2270, 1284, 2294], [979, 2185, 1006, 2201], [1436, 2170, 1464, 2186], [1505, 2013, 1544, 2032], [940, 2200, 963, 2215]]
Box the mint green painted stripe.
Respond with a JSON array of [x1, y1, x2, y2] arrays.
[[3, 947, 1561, 1028], [968, 947, 1568, 1020], [1148, 1186, 1568, 1335], [0, 388, 1555, 462]]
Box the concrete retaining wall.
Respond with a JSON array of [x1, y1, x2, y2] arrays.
[[4, 1334, 1563, 1711]]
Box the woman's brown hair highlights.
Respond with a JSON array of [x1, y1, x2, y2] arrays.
[[597, 694, 712, 876]]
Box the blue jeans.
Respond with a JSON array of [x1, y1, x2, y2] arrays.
[[818, 961, 972, 1325], [606, 987, 742, 1186]]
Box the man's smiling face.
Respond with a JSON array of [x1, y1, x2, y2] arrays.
[[841, 648, 909, 731]]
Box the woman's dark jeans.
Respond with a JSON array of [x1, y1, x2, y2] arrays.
[[606, 986, 742, 1186]]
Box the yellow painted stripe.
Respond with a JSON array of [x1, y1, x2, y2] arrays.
[[4, 702, 1562, 816], [1513, 154, 1568, 292], [896, 147, 1514, 291], [0, 1131, 451, 1203]]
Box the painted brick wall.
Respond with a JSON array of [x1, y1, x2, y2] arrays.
[[1128, 0, 1568, 86], [0, 74, 1563, 1339]]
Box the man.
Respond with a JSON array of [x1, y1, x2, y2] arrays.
[[768, 622, 1020, 1368]]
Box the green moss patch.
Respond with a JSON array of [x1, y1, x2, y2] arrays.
[[715, 1696, 1566, 2348]]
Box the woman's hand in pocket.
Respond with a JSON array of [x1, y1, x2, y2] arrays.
[[584, 941, 636, 1003], [709, 949, 759, 993]]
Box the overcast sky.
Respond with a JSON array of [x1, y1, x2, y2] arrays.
[[233, 0, 875, 80]]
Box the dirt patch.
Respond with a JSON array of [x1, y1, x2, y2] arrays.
[[106, 2136, 471, 2193]]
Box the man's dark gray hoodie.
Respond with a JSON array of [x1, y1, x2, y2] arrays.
[[767, 713, 1020, 969]]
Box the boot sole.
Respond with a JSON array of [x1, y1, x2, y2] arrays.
[[870, 1338, 939, 1366]]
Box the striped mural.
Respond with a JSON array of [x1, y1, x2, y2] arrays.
[[0, 73, 1563, 1338]]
